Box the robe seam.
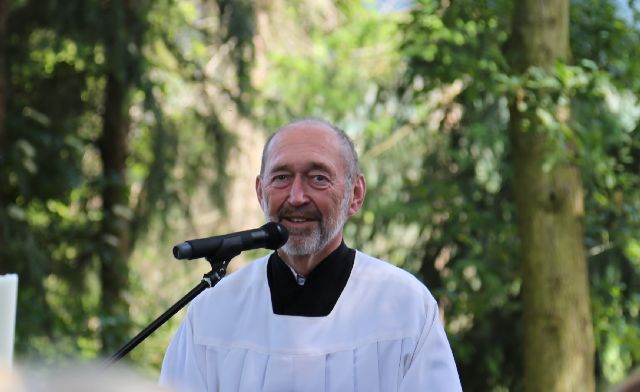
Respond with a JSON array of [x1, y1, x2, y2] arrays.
[[192, 334, 419, 357]]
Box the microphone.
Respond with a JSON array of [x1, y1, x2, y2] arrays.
[[173, 222, 289, 261]]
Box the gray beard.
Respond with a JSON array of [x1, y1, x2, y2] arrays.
[[261, 191, 350, 257]]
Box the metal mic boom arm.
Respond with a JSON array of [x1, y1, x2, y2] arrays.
[[103, 252, 238, 366]]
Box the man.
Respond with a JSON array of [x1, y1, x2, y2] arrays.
[[160, 119, 462, 391]]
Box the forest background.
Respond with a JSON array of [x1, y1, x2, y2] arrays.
[[1, 0, 639, 391]]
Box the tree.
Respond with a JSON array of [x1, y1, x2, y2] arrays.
[[2, 0, 638, 385], [0, 0, 258, 362], [505, 1, 595, 390], [97, 0, 147, 354], [398, 0, 639, 389]]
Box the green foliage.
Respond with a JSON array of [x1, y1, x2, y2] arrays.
[[397, 0, 640, 389], [2, 0, 639, 389], [1, 0, 255, 367], [571, 0, 640, 93], [256, 1, 401, 129], [252, 1, 640, 389]]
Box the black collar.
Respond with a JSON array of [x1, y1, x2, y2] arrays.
[[267, 241, 355, 317]]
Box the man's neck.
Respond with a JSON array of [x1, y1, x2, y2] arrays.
[[278, 235, 343, 277]]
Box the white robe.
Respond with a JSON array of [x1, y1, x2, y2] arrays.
[[160, 251, 462, 391]]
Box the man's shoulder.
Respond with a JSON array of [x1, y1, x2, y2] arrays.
[[335, 250, 438, 341], [354, 251, 428, 286], [351, 250, 436, 303]]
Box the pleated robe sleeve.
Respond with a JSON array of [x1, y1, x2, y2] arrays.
[[399, 296, 462, 392], [159, 306, 208, 392]]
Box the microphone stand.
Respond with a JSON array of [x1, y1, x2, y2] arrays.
[[103, 252, 238, 367]]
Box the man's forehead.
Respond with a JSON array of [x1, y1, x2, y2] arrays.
[[268, 160, 333, 173], [263, 122, 344, 171], [267, 122, 340, 154], [272, 120, 339, 144]]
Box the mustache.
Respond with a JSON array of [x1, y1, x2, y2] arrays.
[[277, 206, 322, 221]]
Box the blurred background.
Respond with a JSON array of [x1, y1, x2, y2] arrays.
[[0, 0, 639, 391]]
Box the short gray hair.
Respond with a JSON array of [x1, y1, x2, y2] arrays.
[[259, 118, 360, 185]]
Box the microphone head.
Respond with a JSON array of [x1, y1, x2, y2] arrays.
[[261, 222, 289, 249], [173, 242, 193, 259]]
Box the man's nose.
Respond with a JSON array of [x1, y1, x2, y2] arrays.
[[288, 176, 309, 206]]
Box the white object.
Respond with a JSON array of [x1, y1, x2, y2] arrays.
[[0, 274, 18, 369], [160, 252, 462, 392]]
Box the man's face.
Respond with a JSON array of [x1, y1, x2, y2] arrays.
[[257, 123, 352, 257]]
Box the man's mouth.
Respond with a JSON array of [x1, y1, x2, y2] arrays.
[[285, 217, 313, 223], [278, 212, 321, 231], [276, 207, 322, 230], [281, 216, 317, 225]]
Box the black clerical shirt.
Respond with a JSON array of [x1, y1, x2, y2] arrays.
[[267, 242, 355, 317]]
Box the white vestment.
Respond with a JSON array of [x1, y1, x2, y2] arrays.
[[160, 251, 462, 391]]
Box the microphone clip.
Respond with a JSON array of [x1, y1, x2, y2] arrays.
[[203, 254, 234, 287]]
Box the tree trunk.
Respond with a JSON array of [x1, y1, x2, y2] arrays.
[[506, 1, 595, 391], [98, 71, 132, 354]]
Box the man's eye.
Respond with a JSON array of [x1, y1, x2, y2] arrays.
[[311, 175, 329, 183], [272, 175, 289, 182]]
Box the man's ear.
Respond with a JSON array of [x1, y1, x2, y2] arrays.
[[347, 175, 366, 217], [256, 175, 263, 206]]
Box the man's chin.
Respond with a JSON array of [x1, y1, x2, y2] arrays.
[[281, 235, 322, 257]]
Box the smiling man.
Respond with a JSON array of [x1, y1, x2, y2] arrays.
[[160, 119, 462, 391]]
